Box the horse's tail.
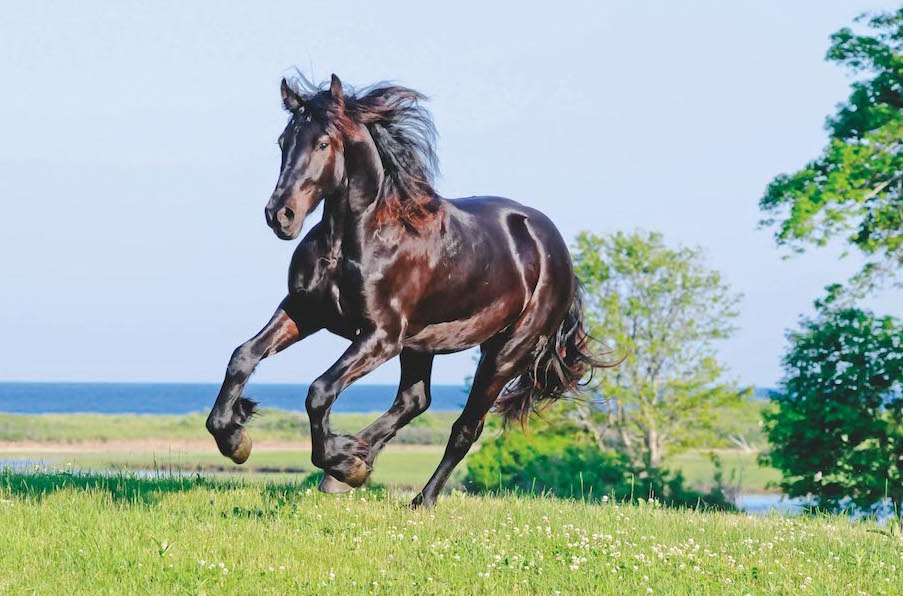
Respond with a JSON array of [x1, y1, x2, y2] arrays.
[[494, 280, 617, 427]]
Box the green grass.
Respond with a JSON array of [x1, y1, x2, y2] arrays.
[[0, 471, 897, 594], [7, 444, 779, 493], [15, 446, 454, 489], [670, 450, 783, 494], [0, 410, 459, 444]]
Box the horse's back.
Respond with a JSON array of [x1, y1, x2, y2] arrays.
[[400, 195, 574, 352], [446, 195, 573, 279]]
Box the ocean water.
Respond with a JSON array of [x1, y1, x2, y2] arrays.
[[0, 383, 469, 414]]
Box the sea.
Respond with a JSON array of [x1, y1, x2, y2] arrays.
[[0, 383, 776, 415], [0, 382, 469, 415]]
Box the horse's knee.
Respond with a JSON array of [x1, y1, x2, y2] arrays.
[[306, 379, 335, 418], [226, 342, 256, 381]]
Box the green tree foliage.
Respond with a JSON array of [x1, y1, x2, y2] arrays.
[[571, 230, 746, 470], [760, 9, 903, 288], [762, 304, 903, 513], [465, 423, 733, 509]]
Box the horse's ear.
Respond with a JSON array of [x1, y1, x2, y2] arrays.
[[329, 74, 345, 107], [281, 78, 304, 112]]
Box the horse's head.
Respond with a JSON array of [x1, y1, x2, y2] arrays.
[[265, 74, 349, 240]]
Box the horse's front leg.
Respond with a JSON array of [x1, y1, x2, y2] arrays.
[[206, 295, 316, 463], [307, 331, 400, 486]]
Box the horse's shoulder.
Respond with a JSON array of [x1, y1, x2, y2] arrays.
[[288, 222, 338, 294]]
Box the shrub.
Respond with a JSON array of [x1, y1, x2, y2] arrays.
[[466, 425, 733, 509]]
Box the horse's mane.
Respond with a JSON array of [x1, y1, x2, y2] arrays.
[[284, 74, 440, 228]]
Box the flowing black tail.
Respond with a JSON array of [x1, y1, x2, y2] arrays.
[[494, 281, 617, 426]]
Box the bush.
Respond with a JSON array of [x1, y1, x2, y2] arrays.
[[762, 306, 903, 513], [466, 426, 733, 509]]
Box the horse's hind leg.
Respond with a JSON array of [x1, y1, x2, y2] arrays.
[[359, 350, 433, 458], [411, 334, 535, 509], [319, 349, 433, 494]]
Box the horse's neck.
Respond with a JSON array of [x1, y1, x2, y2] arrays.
[[320, 129, 384, 256]]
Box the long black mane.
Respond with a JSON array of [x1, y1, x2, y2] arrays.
[[284, 75, 440, 223]]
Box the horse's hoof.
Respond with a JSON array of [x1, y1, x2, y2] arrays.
[[229, 430, 253, 464], [410, 492, 434, 509], [342, 457, 371, 488], [318, 473, 354, 494]]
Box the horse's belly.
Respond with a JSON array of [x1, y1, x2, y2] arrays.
[[403, 298, 518, 353]]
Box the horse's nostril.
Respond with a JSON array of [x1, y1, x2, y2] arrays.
[[278, 207, 295, 227]]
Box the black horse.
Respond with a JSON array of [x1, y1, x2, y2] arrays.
[[206, 74, 608, 508]]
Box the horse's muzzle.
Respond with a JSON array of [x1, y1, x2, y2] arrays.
[[265, 197, 305, 240]]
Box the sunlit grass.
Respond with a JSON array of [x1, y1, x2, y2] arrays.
[[0, 470, 897, 593]]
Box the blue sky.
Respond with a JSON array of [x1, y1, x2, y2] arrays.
[[1, 1, 901, 387]]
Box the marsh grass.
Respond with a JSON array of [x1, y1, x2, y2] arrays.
[[0, 470, 898, 593], [0, 411, 459, 445]]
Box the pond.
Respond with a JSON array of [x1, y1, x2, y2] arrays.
[[736, 493, 805, 515]]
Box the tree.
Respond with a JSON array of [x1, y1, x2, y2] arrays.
[[760, 9, 903, 289], [572, 230, 746, 471], [762, 303, 903, 513]]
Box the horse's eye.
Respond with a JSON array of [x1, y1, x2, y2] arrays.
[[318, 142, 329, 150]]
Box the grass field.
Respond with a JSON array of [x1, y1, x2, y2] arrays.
[[0, 411, 780, 493], [0, 471, 896, 594], [0, 410, 459, 445]]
